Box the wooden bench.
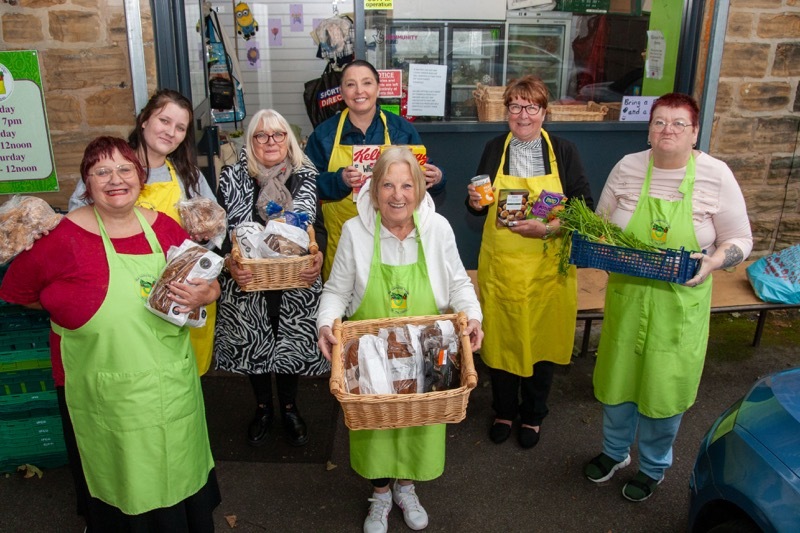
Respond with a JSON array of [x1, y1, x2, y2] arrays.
[[467, 262, 800, 357]]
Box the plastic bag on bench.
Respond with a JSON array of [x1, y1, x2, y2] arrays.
[[746, 244, 800, 304]]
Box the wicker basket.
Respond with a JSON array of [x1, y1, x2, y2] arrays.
[[473, 84, 507, 122], [230, 227, 319, 291], [547, 101, 609, 122], [329, 312, 478, 430]]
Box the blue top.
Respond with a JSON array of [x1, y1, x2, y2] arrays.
[[305, 108, 446, 201]]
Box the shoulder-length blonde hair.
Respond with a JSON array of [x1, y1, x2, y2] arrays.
[[368, 146, 427, 210], [244, 109, 304, 176]]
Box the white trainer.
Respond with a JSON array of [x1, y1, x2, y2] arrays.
[[392, 482, 429, 531], [363, 493, 392, 533]]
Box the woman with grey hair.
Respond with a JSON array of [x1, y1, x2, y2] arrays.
[[216, 109, 329, 448]]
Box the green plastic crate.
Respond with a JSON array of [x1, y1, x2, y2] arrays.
[[0, 390, 59, 421], [0, 329, 50, 352], [0, 450, 68, 473], [0, 368, 55, 396], [0, 348, 51, 373], [1, 415, 64, 444], [556, 0, 610, 13]]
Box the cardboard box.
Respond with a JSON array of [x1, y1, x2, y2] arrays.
[[609, 0, 641, 15]]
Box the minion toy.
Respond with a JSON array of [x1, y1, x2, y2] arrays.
[[234, 2, 259, 41]]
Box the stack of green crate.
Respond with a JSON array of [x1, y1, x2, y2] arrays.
[[556, 0, 611, 13], [0, 295, 67, 473]]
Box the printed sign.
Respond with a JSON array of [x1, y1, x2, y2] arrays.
[[378, 70, 402, 98], [365, 0, 394, 10], [619, 96, 658, 122], [0, 50, 58, 193]]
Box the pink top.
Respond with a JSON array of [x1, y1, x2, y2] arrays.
[[595, 150, 753, 257], [0, 214, 188, 386]]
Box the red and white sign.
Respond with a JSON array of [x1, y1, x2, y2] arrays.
[[378, 70, 403, 98]]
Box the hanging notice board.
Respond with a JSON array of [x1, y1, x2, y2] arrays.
[[0, 50, 58, 194]]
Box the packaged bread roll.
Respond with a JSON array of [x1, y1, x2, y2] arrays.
[[0, 196, 63, 264], [177, 197, 227, 247]]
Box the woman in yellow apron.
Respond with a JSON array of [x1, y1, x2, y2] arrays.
[[2, 137, 221, 530], [467, 76, 594, 449], [317, 147, 483, 533], [305, 60, 445, 280], [584, 93, 752, 502], [69, 89, 220, 375]]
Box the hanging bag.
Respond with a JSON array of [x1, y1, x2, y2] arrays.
[[746, 244, 800, 304], [303, 61, 346, 127]]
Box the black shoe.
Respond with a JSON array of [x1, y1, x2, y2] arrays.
[[518, 426, 540, 449], [247, 407, 273, 447], [282, 410, 308, 447], [489, 421, 512, 444]]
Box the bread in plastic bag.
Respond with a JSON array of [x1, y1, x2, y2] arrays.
[[234, 222, 265, 259], [258, 220, 310, 258], [146, 239, 223, 326], [177, 197, 228, 248], [357, 335, 394, 395], [0, 196, 63, 264]]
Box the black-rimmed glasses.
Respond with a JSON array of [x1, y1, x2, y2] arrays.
[[506, 103, 542, 115], [253, 131, 287, 144]]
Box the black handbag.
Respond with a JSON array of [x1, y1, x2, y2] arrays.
[[303, 62, 347, 127]]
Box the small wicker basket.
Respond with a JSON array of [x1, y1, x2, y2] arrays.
[[547, 101, 609, 122], [473, 84, 507, 122], [230, 227, 319, 291], [329, 312, 478, 430]]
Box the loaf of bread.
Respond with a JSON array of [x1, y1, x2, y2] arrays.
[[0, 196, 62, 264], [384, 327, 419, 394], [177, 197, 227, 241], [263, 233, 308, 257], [343, 339, 361, 394]]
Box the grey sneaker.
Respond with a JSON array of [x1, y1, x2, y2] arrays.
[[584, 453, 632, 483], [392, 482, 429, 531], [363, 494, 392, 533]]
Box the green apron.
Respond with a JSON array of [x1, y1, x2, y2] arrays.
[[477, 131, 577, 376], [594, 154, 711, 419], [348, 211, 445, 481], [52, 209, 214, 515], [321, 109, 391, 280]]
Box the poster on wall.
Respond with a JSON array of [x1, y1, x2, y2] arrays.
[[0, 50, 58, 194]]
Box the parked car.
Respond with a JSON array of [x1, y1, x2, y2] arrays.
[[688, 367, 800, 532]]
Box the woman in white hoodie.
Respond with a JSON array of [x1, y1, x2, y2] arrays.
[[317, 146, 483, 533]]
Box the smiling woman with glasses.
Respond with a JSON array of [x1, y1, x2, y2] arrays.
[[215, 108, 328, 451], [466, 74, 594, 452], [585, 92, 753, 503]]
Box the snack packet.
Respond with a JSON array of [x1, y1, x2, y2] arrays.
[[529, 190, 567, 221]]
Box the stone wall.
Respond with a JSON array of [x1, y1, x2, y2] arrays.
[[713, 0, 800, 254], [0, 0, 156, 209]]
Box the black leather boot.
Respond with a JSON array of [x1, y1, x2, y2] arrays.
[[247, 406, 273, 447], [282, 406, 308, 447]]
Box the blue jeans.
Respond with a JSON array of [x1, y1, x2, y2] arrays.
[[601, 402, 683, 481]]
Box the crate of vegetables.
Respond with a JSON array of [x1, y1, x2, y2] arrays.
[[556, 199, 700, 284]]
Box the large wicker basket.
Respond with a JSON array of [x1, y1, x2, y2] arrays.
[[329, 312, 478, 430], [473, 84, 507, 122], [547, 101, 609, 122], [230, 227, 318, 291]]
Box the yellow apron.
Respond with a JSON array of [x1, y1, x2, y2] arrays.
[[136, 160, 216, 375], [321, 109, 391, 280], [477, 131, 577, 377]]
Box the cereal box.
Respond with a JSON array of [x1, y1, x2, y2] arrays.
[[381, 145, 428, 167], [352, 145, 382, 201]]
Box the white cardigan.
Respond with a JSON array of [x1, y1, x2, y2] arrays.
[[316, 183, 483, 331]]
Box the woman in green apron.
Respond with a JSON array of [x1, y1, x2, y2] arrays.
[[68, 89, 220, 376], [466, 76, 594, 449], [2, 137, 222, 530], [305, 60, 445, 281], [317, 147, 483, 533], [584, 93, 752, 502]]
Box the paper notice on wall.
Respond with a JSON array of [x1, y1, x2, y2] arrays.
[[407, 64, 447, 117], [619, 96, 658, 122], [645, 30, 665, 80]]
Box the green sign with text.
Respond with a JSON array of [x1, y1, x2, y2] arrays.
[[0, 50, 59, 194]]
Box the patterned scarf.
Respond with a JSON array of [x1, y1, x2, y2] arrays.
[[254, 157, 294, 221]]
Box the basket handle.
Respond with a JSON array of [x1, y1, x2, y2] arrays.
[[328, 318, 344, 396], [307, 225, 319, 255], [456, 312, 478, 390]]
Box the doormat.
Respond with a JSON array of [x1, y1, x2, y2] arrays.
[[201, 373, 339, 464]]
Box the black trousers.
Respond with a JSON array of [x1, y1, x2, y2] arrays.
[[248, 372, 299, 413], [490, 361, 556, 426]]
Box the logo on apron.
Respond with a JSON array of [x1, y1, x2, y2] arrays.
[[650, 219, 670, 246], [388, 286, 409, 315], [136, 274, 157, 301]]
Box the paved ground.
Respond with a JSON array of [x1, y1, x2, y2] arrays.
[[1, 310, 798, 533]]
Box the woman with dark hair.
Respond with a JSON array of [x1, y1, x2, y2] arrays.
[[1, 136, 221, 531], [467, 75, 593, 450], [583, 93, 752, 502], [305, 59, 446, 280], [69, 88, 221, 375]]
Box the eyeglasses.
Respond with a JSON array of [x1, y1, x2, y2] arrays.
[[650, 120, 693, 133], [506, 103, 542, 115], [253, 131, 287, 144], [89, 164, 136, 181]]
